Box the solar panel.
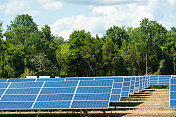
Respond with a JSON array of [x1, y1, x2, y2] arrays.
[[134, 76, 140, 93], [130, 77, 135, 94], [70, 80, 113, 109], [121, 77, 131, 97], [158, 75, 171, 85], [36, 78, 65, 82], [0, 79, 8, 82], [139, 76, 143, 91], [65, 77, 94, 81], [0, 83, 10, 88], [66, 76, 123, 102], [170, 75, 176, 107], [8, 78, 36, 83], [150, 75, 158, 85], [95, 77, 123, 102], [33, 101, 71, 109], [71, 101, 109, 109], [9, 82, 43, 88], [0, 102, 33, 109], [0, 80, 113, 110]]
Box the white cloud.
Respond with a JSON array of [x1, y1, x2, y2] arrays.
[[38, 0, 63, 11], [42, 1, 63, 10], [0, 4, 4, 11], [50, 1, 155, 39], [4, 0, 29, 15], [50, 15, 106, 39], [53, 0, 148, 6], [24, 10, 41, 16]]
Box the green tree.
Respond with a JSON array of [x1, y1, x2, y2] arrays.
[[104, 26, 129, 48], [138, 18, 167, 75], [102, 38, 118, 75]]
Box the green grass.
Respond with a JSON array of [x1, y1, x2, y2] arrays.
[[147, 85, 169, 89]]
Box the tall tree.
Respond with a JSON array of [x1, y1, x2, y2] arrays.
[[105, 26, 129, 48], [139, 18, 167, 75], [102, 38, 118, 75]]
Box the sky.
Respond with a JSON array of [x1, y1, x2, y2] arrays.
[[0, 0, 176, 39]]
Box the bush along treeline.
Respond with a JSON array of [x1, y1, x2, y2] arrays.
[[0, 14, 176, 78]]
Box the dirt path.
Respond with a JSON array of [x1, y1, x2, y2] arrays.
[[103, 89, 176, 117]]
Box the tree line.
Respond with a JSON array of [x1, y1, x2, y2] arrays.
[[0, 14, 176, 78]]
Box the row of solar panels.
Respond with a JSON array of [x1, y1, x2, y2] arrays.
[[170, 75, 176, 107], [0, 75, 172, 110], [0, 75, 171, 85]]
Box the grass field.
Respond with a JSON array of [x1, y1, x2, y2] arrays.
[[0, 89, 176, 117]]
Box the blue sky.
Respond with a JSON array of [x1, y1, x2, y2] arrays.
[[0, 0, 176, 39]]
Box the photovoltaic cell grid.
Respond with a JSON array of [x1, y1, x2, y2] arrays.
[[95, 77, 123, 102], [0, 80, 114, 109], [130, 77, 135, 94], [134, 76, 140, 93], [66, 76, 124, 102], [121, 77, 131, 97], [71, 80, 113, 109], [170, 75, 176, 107], [149, 75, 171, 85]]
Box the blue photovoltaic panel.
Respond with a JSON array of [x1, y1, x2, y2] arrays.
[[110, 95, 121, 101], [0, 79, 114, 109], [113, 83, 123, 88], [134, 77, 140, 93], [8, 78, 36, 83], [65, 77, 122, 102], [139, 77, 143, 91], [9, 82, 43, 88], [33, 101, 71, 109], [41, 87, 76, 94], [121, 92, 129, 97], [149, 75, 171, 86], [130, 77, 135, 94], [95, 77, 123, 102], [0, 83, 10, 88], [71, 101, 109, 109], [142, 76, 145, 89], [1, 95, 37, 101], [36, 78, 65, 82], [79, 80, 113, 87], [0, 89, 6, 95], [95, 77, 123, 82], [0, 79, 7, 82], [51, 81, 77, 87], [145, 76, 149, 88], [170, 76, 176, 107], [112, 89, 121, 94], [121, 77, 131, 97], [70, 80, 113, 109], [0, 102, 33, 109], [76, 87, 112, 93], [74, 94, 110, 100], [37, 94, 73, 101], [66, 77, 94, 81], [158, 75, 171, 85], [6, 88, 40, 94], [150, 76, 158, 85], [44, 81, 78, 87]]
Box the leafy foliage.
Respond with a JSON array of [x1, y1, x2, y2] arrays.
[[0, 15, 176, 78]]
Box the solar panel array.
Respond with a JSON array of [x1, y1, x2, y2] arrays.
[[0, 74, 174, 109], [0, 80, 113, 109], [149, 75, 171, 85]]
